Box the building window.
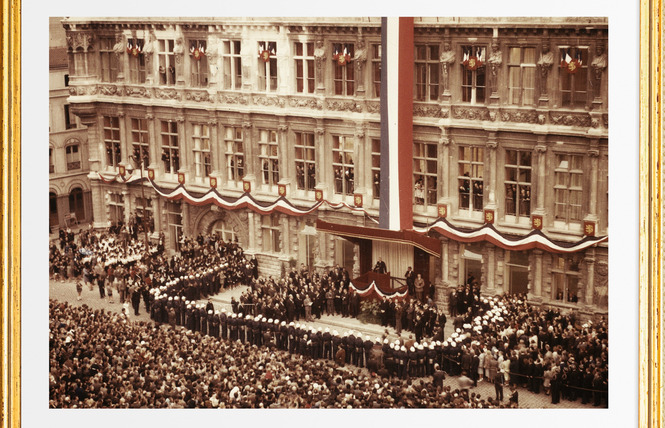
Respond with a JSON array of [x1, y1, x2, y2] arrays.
[[258, 41, 277, 92], [192, 123, 212, 181], [134, 196, 153, 225], [371, 44, 381, 98], [66, 144, 81, 171], [64, 74, 69, 87], [559, 47, 589, 108], [294, 42, 315, 94], [554, 154, 584, 223], [415, 43, 439, 101], [371, 138, 381, 200], [49, 147, 55, 174], [413, 141, 438, 207], [108, 192, 125, 225], [505, 149, 531, 217], [211, 219, 237, 244], [64, 104, 75, 129], [506, 251, 530, 294], [458, 146, 484, 212], [295, 132, 316, 191], [158, 39, 176, 86], [99, 36, 119, 83], [160, 121, 180, 174], [261, 213, 281, 253], [222, 40, 242, 90], [69, 187, 85, 224], [103, 116, 121, 168], [507, 47, 536, 106], [332, 135, 354, 195], [71, 48, 88, 77], [552, 255, 581, 302], [461, 45, 486, 104], [259, 129, 279, 186], [189, 39, 208, 87], [131, 118, 150, 167], [224, 126, 244, 182], [165, 200, 183, 251], [127, 39, 146, 84], [332, 43, 355, 96]]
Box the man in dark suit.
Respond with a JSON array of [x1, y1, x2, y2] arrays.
[[373, 257, 387, 274]]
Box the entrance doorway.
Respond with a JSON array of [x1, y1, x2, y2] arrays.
[[462, 247, 483, 286], [507, 250, 530, 294]]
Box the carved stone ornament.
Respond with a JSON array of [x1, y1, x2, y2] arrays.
[[185, 91, 211, 102], [326, 100, 363, 113], [219, 94, 248, 105], [173, 38, 184, 64], [452, 106, 490, 121], [155, 88, 182, 101], [67, 32, 94, 51], [100, 85, 120, 96], [125, 86, 152, 98], [413, 104, 445, 118], [550, 112, 592, 127], [288, 97, 323, 110], [501, 109, 539, 124], [253, 96, 286, 108], [602, 114, 608, 128], [366, 102, 380, 113]]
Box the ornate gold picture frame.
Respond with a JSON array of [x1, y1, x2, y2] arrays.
[[1, 1, 663, 426]]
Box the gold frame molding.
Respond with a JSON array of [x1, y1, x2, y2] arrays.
[[0, 6, 663, 428], [1, 0, 20, 427], [639, 0, 663, 427]]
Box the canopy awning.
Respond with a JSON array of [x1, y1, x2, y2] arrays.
[[316, 219, 441, 257]]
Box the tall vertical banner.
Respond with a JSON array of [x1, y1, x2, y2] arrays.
[[379, 17, 414, 232]]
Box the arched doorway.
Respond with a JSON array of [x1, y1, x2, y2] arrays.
[[49, 192, 59, 230], [68, 187, 85, 224]]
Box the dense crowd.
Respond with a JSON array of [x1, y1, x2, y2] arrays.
[[49, 228, 608, 408], [50, 300, 511, 409]]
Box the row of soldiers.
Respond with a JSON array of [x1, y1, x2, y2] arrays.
[[148, 294, 471, 379]]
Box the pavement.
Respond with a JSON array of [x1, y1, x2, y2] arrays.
[[49, 277, 597, 409]]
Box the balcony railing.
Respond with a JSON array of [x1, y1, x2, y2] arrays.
[[67, 161, 81, 171]]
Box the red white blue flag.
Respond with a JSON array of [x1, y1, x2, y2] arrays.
[[379, 17, 414, 231]]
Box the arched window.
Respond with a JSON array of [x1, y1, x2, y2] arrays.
[[211, 219, 237, 244], [65, 143, 81, 171]]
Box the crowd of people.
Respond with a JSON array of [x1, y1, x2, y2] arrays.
[[49, 227, 608, 409], [50, 300, 513, 409]]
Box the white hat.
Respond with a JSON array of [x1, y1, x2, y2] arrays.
[[410, 347, 415, 352], [208, 310, 213, 314]]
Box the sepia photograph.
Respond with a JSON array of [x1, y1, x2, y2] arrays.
[[46, 16, 611, 410]]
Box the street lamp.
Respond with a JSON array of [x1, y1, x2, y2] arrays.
[[127, 154, 150, 252]]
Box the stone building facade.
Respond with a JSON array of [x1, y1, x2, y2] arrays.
[[50, 17, 93, 231], [61, 17, 608, 315]]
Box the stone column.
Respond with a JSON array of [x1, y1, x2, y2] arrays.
[[439, 39, 455, 102], [146, 111, 158, 172], [532, 249, 543, 299], [488, 38, 502, 105], [354, 39, 367, 96], [247, 211, 256, 251], [584, 249, 596, 306], [441, 238, 449, 286], [439, 127, 451, 202], [122, 190, 130, 224], [354, 125, 366, 195], [486, 245, 496, 292], [536, 38, 554, 107], [119, 111, 130, 166], [587, 145, 600, 220], [278, 122, 290, 192], [209, 118, 220, 177], [90, 179, 107, 229], [182, 202, 190, 236], [176, 115, 186, 175], [314, 125, 327, 196], [485, 134, 498, 210], [534, 141, 547, 215], [242, 120, 256, 188], [314, 38, 326, 95]]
